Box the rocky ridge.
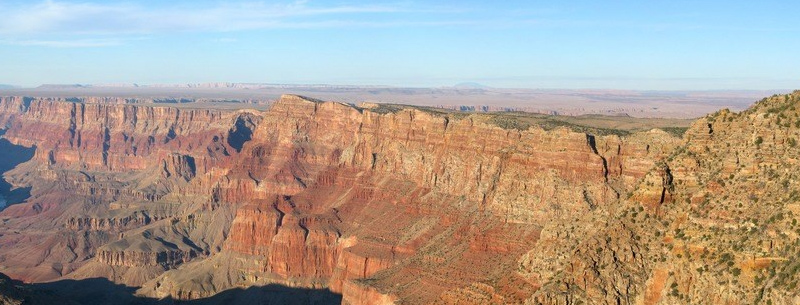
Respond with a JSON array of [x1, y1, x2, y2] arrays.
[[0, 92, 797, 304]]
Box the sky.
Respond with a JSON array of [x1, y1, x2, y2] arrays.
[[0, 0, 798, 90]]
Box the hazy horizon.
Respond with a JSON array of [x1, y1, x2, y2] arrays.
[[0, 82, 797, 93], [1, 0, 799, 90]]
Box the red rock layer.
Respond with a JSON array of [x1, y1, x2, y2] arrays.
[[97, 248, 197, 268], [0, 96, 241, 175], [207, 97, 660, 303], [0, 95, 680, 303]]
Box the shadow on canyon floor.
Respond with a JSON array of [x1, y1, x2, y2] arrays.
[[0, 130, 35, 209], [32, 277, 342, 305]]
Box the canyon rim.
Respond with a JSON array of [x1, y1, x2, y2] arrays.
[[0, 92, 798, 304]]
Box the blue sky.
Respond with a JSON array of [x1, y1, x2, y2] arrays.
[[0, 0, 798, 90]]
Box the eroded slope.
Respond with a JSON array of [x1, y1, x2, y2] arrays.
[[0, 92, 794, 305]]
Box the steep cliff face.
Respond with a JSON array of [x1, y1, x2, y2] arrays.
[[1, 92, 795, 305], [634, 92, 800, 305], [136, 96, 679, 303], [0, 94, 680, 301], [523, 91, 800, 305], [0, 97, 252, 283], [0, 97, 239, 174]]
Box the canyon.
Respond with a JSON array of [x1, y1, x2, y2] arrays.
[[0, 92, 798, 304]]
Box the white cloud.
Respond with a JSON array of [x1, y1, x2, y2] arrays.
[[0, 0, 412, 35], [0, 36, 150, 48], [0, 38, 122, 47]]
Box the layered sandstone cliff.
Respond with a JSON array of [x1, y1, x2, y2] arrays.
[[523, 92, 800, 305], [0, 92, 797, 304]]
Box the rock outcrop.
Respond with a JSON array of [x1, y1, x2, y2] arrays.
[[0, 92, 798, 304]]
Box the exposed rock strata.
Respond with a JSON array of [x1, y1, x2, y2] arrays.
[[0, 92, 798, 304]]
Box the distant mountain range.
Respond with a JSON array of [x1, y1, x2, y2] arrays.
[[453, 82, 491, 89], [31, 82, 495, 90], [0, 84, 18, 89], [35, 83, 393, 89]]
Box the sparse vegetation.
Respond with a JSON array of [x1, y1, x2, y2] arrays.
[[368, 104, 405, 114], [662, 127, 689, 137], [488, 116, 532, 131]]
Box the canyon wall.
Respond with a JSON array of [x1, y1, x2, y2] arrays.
[[0, 93, 798, 304]]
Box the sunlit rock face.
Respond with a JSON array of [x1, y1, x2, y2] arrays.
[[1, 92, 798, 305]]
